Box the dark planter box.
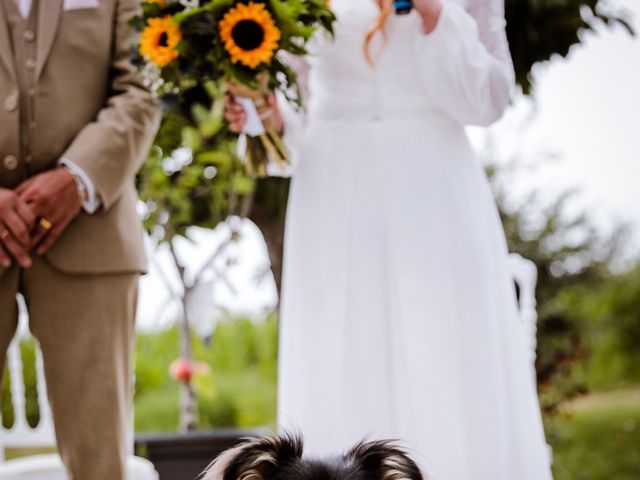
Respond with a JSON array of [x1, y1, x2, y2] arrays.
[[135, 429, 260, 480]]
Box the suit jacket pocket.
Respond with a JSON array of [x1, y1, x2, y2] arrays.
[[63, 0, 100, 10]]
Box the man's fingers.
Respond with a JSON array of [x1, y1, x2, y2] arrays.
[[20, 188, 39, 205], [0, 232, 32, 268], [29, 209, 55, 249], [36, 225, 63, 255], [30, 225, 49, 249], [3, 210, 31, 246], [15, 200, 36, 230], [16, 181, 42, 207], [14, 182, 28, 195], [0, 244, 11, 268], [15, 177, 36, 196], [35, 212, 72, 255]]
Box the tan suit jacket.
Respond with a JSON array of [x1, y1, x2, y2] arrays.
[[0, 0, 160, 274]]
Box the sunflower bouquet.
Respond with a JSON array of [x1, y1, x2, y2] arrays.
[[130, 0, 334, 176]]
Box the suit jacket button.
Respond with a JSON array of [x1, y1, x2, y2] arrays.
[[3, 155, 19, 171], [4, 94, 18, 112], [23, 30, 36, 42]]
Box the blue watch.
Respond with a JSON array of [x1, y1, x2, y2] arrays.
[[394, 0, 413, 14]]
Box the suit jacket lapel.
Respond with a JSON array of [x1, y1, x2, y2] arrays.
[[0, 4, 16, 80], [36, 0, 63, 79]]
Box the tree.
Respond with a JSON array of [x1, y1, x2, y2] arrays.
[[557, 266, 640, 392], [485, 158, 629, 413], [138, 100, 253, 431], [505, 0, 634, 94]]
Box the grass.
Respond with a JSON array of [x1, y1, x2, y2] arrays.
[[5, 448, 55, 460], [133, 316, 278, 432], [547, 388, 640, 480]]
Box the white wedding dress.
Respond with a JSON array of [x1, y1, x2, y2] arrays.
[[276, 1, 553, 479]]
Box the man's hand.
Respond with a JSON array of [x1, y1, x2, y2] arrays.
[[0, 188, 36, 268], [16, 167, 82, 255]]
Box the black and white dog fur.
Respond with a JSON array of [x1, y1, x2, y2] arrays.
[[201, 433, 425, 480]]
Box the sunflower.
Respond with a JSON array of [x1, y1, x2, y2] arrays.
[[140, 16, 182, 67], [219, 2, 281, 69]]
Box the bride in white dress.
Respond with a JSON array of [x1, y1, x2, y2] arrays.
[[226, 0, 553, 478]]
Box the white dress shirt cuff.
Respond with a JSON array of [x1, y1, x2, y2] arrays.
[[59, 158, 102, 214]]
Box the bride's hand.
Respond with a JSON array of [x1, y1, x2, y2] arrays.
[[412, 0, 442, 34], [224, 93, 284, 134], [224, 94, 246, 133]]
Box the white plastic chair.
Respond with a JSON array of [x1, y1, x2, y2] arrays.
[[508, 252, 539, 384], [508, 253, 554, 464], [0, 295, 159, 480]]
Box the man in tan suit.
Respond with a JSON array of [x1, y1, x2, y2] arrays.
[[0, 0, 159, 478]]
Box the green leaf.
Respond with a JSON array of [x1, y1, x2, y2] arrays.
[[231, 173, 255, 195], [202, 0, 236, 17], [268, 0, 315, 39], [182, 126, 203, 151], [197, 151, 233, 167]]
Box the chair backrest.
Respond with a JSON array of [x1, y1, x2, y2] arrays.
[[0, 295, 56, 461], [508, 253, 539, 384]]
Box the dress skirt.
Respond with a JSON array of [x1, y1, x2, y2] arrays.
[[277, 112, 553, 480]]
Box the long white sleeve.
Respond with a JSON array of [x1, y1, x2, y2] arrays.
[[59, 158, 102, 214], [415, 0, 515, 126]]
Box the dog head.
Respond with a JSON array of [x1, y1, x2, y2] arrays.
[[201, 434, 425, 480], [342, 440, 424, 480]]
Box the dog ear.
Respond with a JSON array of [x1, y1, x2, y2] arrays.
[[201, 433, 304, 480], [345, 441, 425, 480]]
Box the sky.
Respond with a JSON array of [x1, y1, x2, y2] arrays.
[[137, 0, 640, 331], [473, 0, 640, 252]]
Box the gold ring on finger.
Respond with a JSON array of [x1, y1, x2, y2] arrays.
[[40, 218, 53, 231], [0, 230, 8, 240]]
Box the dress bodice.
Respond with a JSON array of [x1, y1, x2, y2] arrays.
[[295, 0, 514, 125], [306, 0, 456, 119]]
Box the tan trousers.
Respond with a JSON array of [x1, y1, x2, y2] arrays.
[[0, 257, 138, 480]]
